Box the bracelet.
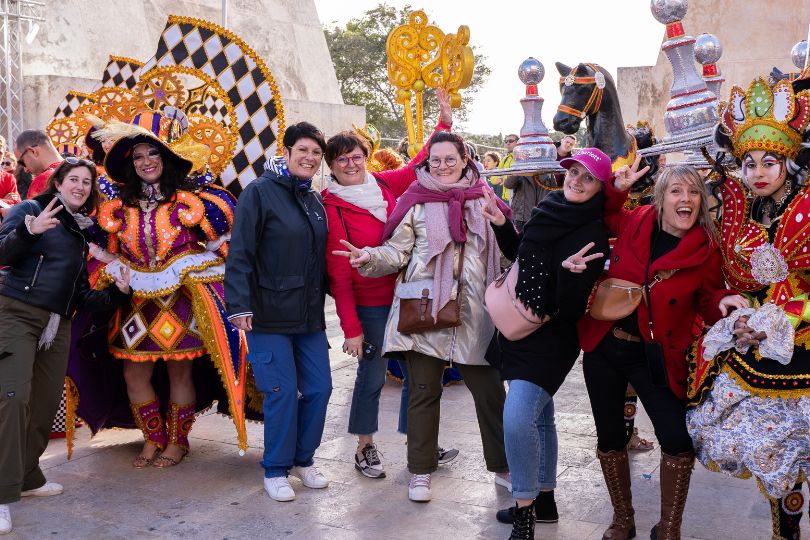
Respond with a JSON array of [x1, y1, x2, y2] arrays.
[[24, 215, 36, 235]]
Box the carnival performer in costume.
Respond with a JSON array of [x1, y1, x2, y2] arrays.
[[687, 76, 810, 540], [0, 160, 132, 535], [88, 110, 247, 469]]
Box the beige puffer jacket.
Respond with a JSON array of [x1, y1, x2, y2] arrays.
[[359, 204, 493, 365]]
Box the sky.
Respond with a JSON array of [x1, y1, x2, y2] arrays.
[[314, 0, 667, 136]]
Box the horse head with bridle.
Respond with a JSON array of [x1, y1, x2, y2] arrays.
[[553, 62, 657, 193]]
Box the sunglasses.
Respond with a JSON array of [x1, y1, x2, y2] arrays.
[[1, 161, 11, 167], [17, 144, 37, 168], [505, 139, 518, 144], [64, 156, 95, 167]]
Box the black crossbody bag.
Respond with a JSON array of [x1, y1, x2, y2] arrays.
[[643, 244, 670, 389]]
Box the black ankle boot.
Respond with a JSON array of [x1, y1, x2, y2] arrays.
[[508, 503, 535, 540], [496, 491, 559, 524], [534, 490, 559, 523]]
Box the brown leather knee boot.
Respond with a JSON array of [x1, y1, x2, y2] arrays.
[[597, 449, 636, 540], [651, 451, 695, 540]]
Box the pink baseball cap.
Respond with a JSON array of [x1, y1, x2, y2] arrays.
[[559, 147, 613, 183]]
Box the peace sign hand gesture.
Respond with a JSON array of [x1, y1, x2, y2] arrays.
[[333, 239, 371, 268], [29, 197, 63, 235], [561, 242, 604, 273], [613, 154, 651, 192], [481, 185, 506, 226]]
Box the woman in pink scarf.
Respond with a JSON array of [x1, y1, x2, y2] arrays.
[[335, 132, 512, 503]]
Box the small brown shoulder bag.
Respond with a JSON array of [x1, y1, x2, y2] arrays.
[[396, 243, 465, 334]]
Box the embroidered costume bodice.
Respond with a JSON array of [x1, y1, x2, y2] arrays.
[[719, 176, 810, 344], [94, 184, 235, 298]]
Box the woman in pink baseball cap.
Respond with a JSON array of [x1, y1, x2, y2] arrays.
[[482, 147, 612, 537]]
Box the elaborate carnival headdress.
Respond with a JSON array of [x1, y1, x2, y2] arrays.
[[93, 108, 211, 183], [46, 15, 286, 197], [719, 77, 810, 160]]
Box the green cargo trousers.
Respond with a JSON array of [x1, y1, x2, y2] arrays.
[[403, 351, 508, 475], [0, 295, 71, 504]]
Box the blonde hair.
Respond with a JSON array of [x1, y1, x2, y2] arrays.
[[652, 165, 717, 243]]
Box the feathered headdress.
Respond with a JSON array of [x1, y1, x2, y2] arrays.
[[719, 77, 810, 160], [93, 108, 210, 183]]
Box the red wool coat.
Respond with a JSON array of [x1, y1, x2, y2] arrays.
[[577, 181, 734, 400], [323, 121, 450, 339]]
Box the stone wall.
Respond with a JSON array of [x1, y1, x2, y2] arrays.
[[618, 0, 809, 138], [21, 0, 364, 136]]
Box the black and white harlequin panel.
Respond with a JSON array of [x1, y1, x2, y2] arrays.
[[135, 15, 285, 194], [53, 92, 92, 120], [99, 56, 142, 90], [51, 386, 68, 433]]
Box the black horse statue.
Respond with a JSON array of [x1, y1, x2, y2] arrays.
[[553, 62, 658, 188]]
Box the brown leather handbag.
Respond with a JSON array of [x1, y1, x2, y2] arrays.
[[589, 270, 676, 321], [397, 243, 465, 334]]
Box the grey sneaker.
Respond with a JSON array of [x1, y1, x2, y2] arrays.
[[355, 443, 386, 479], [437, 446, 459, 465]]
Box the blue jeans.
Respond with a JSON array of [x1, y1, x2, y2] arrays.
[[347, 305, 390, 435], [503, 379, 557, 499], [246, 331, 332, 478]]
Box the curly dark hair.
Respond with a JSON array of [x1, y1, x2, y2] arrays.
[[119, 143, 192, 207], [45, 160, 100, 215]]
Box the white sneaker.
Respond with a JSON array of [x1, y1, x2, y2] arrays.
[[20, 482, 63, 497], [408, 473, 432, 502], [289, 464, 329, 489], [0, 505, 11, 535], [494, 472, 512, 492], [263, 477, 295, 502]]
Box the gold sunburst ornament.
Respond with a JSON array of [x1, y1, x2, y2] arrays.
[[386, 9, 474, 156]]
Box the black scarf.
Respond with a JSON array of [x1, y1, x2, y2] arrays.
[[514, 189, 605, 318]]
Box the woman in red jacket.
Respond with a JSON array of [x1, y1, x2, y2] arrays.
[[577, 162, 747, 540], [323, 90, 452, 479]]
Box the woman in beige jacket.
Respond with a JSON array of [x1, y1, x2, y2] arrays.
[[335, 131, 512, 503]]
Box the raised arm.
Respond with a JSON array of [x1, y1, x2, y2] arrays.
[[375, 88, 453, 197]]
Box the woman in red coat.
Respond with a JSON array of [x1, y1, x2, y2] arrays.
[[322, 90, 453, 479], [577, 162, 747, 540]]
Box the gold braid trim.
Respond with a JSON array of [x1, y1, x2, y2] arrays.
[[64, 377, 80, 460], [720, 353, 810, 399], [109, 55, 144, 67], [187, 281, 248, 452]]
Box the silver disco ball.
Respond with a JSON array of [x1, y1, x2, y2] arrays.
[[694, 33, 722, 64], [650, 0, 688, 25], [518, 57, 544, 86], [791, 40, 808, 70]]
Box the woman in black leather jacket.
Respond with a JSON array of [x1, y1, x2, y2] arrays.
[[0, 159, 130, 535]]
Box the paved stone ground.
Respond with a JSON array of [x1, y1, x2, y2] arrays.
[[8, 300, 778, 539]]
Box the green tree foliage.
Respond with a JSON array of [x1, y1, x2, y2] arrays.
[[324, 3, 491, 139]]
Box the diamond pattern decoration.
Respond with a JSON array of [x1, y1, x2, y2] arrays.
[[121, 312, 148, 349], [133, 15, 285, 192], [149, 310, 185, 350], [52, 92, 93, 120], [99, 56, 143, 90]]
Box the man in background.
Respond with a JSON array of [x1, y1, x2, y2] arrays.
[[14, 130, 63, 198]]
